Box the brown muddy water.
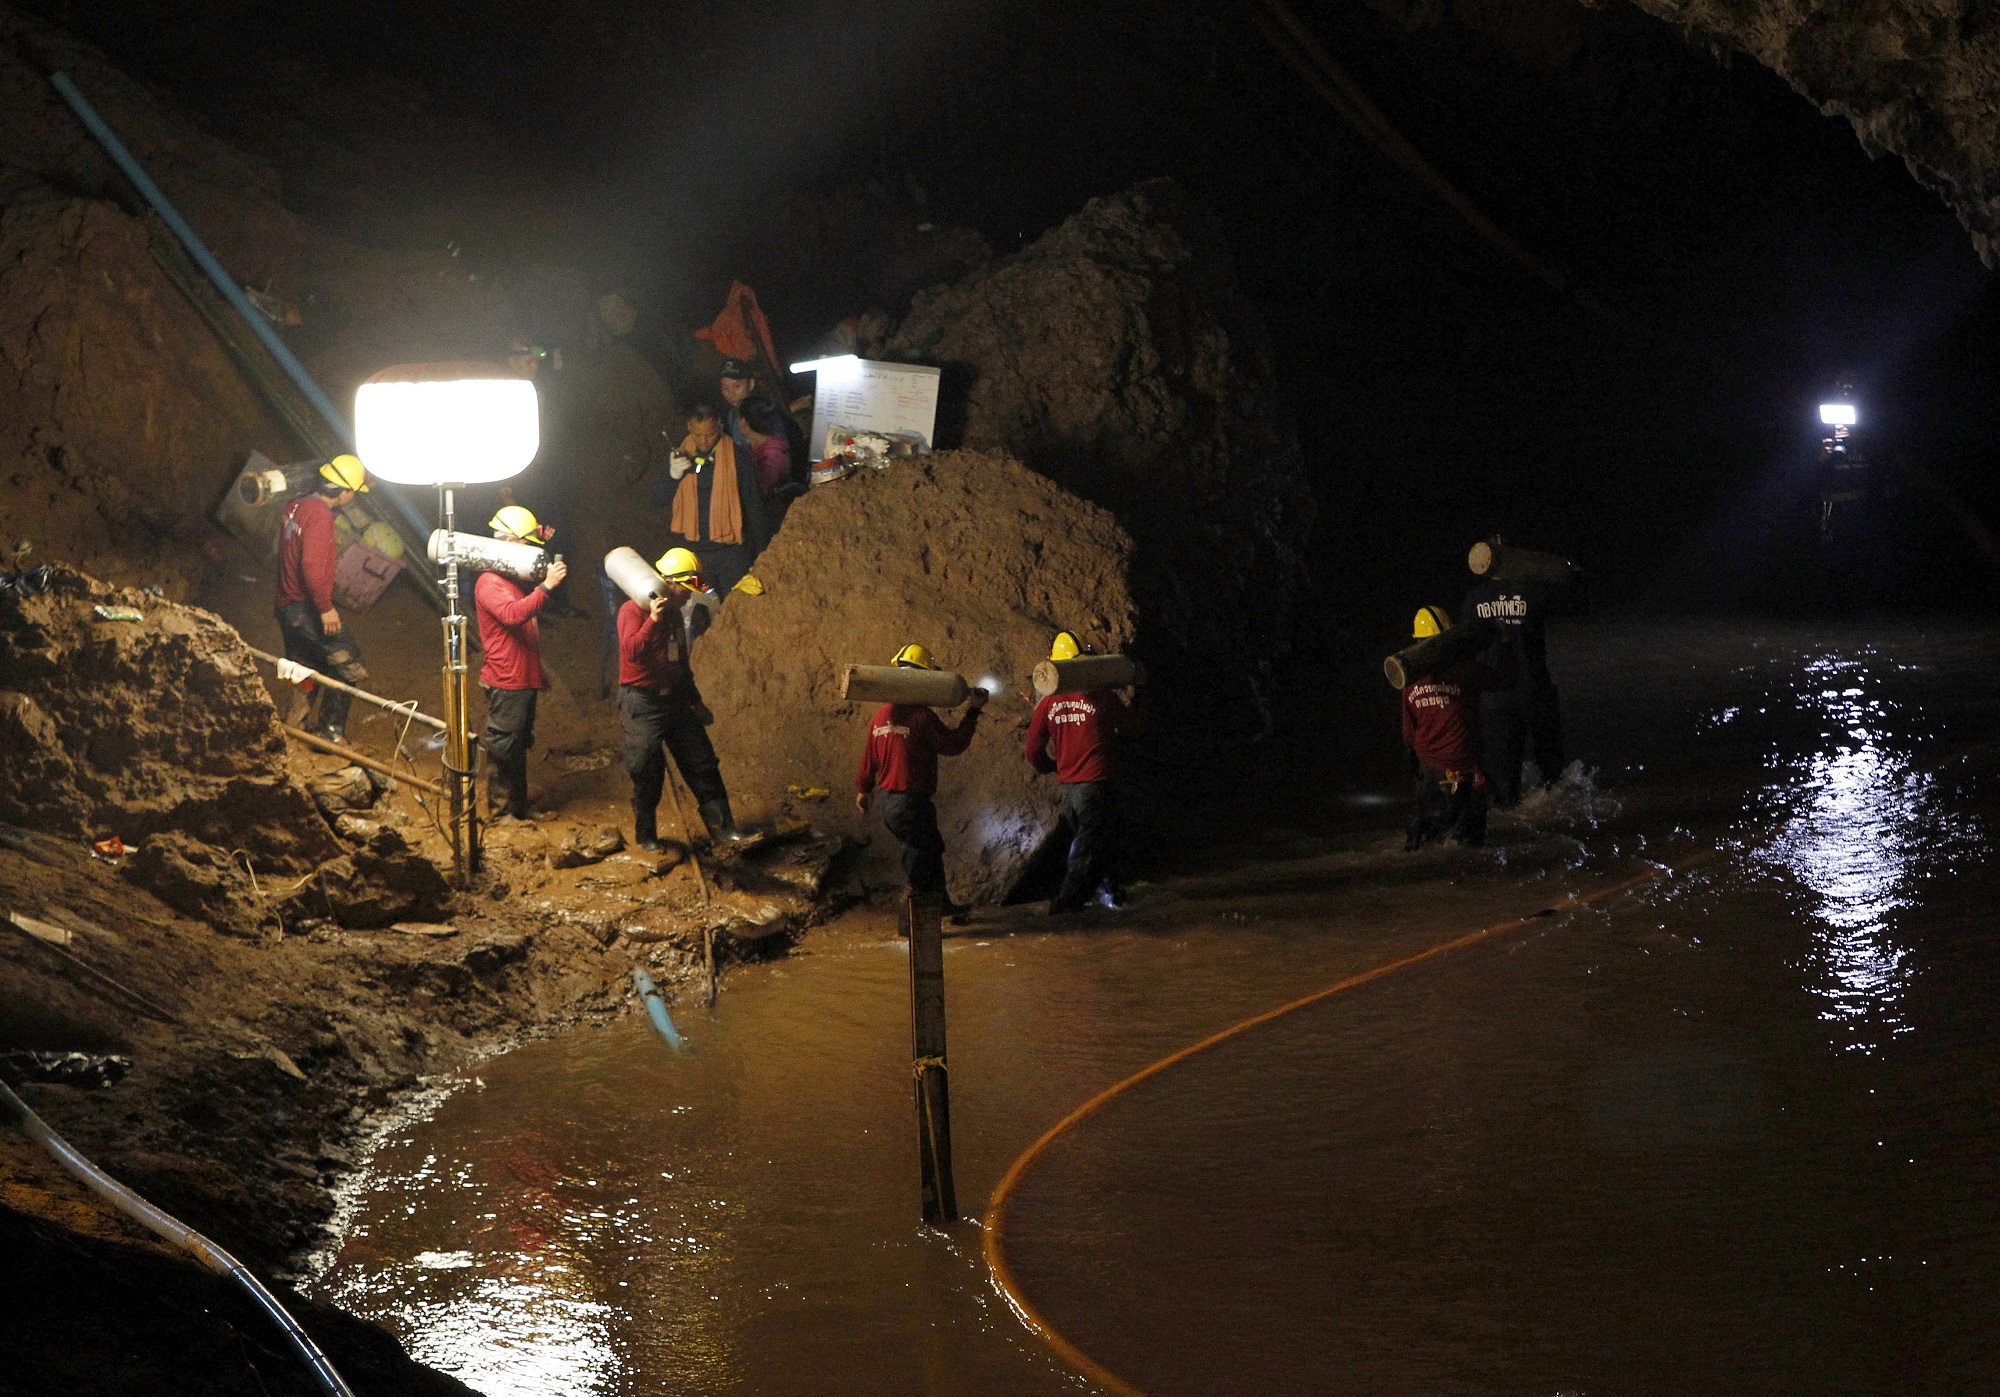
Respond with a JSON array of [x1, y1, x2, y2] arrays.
[[306, 621, 2000, 1395]]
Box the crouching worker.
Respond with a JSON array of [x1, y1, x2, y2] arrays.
[[475, 506, 567, 820], [1401, 605, 1511, 850], [1025, 631, 1129, 913], [275, 453, 372, 742], [854, 644, 987, 915], [618, 547, 735, 850]]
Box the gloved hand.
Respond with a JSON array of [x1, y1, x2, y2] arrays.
[[669, 453, 694, 480]]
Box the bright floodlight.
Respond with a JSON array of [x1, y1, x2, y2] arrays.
[[788, 354, 861, 375], [1819, 402, 1857, 427], [355, 362, 539, 485]]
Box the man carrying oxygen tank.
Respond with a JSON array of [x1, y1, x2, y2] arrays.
[[1401, 605, 1512, 850], [854, 644, 987, 915], [616, 547, 736, 850], [275, 453, 372, 743], [1024, 630, 1130, 913], [475, 505, 568, 820]]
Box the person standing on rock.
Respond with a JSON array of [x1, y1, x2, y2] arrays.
[[1025, 631, 1130, 913], [475, 506, 568, 821], [617, 547, 737, 850], [275, 453, 372, 743], [854, 644, 988, 915], [1401, 605, 1512, 850], [654, 402, 766, 596]]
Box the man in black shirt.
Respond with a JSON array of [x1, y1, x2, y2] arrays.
[[1461, 568, 1564, 806]]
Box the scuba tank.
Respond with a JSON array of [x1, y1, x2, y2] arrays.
[[426, 530, 547, 582]]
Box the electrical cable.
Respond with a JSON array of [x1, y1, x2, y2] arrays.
[[982, 860, 1678, 1395], [0, 1080, 358, 1397]]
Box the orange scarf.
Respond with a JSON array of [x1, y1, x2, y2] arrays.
[[670, 434, 743, 545]]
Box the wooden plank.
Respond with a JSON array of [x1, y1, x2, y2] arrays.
[[906, 894, 957, 1223]]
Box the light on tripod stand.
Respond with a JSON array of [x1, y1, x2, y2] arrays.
[[354, 363, 540, 888], [1819, 402, 1858, 427]]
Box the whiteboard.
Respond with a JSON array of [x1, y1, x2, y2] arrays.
[[804, 357, 941, 461]]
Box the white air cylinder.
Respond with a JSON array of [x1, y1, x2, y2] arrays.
[[1030, 654, 1144, 698], [427, 529, 546, 582], [1467, 540, 1578, 590], [841, 664, 972, 707], [604, 546, 670, 605]]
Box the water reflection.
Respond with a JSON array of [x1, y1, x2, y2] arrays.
[[315, 1127, 634, 1396], [1756, 656, 1971, 1052]]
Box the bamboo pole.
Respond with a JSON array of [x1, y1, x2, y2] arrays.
[[246, 648, 447, 730], [278, 725, 447, 799]]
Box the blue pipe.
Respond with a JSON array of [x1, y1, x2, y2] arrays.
[[48, 72, 436, 550], [632, 969, 684, 1051]]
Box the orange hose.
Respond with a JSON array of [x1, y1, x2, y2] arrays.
[[981, 862, 1674, 1395]]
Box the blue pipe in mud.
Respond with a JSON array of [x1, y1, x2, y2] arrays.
[[633, 969, 685, 1051], [0, 1079, 358, 1397], [47, 71, 436, 551]]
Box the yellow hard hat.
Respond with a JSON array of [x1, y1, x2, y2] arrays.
[[892, 642, 934, 670], [489, 504, 549, 541], [1412, 605, 1452, 639], [655, 546, 701, 580], [320, 454, 369, 492], [1050, 631, 1082, 662]]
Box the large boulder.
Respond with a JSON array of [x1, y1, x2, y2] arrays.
[[701, 451, 1135, 903], [887, 178, 1315, 737]]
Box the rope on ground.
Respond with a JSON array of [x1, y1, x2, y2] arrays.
[[981, 861, 1677, 1396]]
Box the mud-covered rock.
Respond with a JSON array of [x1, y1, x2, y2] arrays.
[[305, 765, 384, 816], [703, 450, 1134, 902], [888, 178, 1314, 736], [549, 825, 625, 869], [0, 569, 337, 867]]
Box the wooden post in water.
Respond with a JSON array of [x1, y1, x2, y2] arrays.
[[906, 894, 957, 1224]]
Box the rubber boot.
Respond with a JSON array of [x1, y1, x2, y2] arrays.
[[634, 805, 663, 853], [698, 797, 741, 844]]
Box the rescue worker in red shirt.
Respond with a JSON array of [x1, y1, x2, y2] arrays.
[[1400, 605, 1512, 850], [475, 505, 569, 820], [617, 547, 735, 850], [1025, 631, 1130, 913], [275, 453, 371, 742], [854, 643, 988, 912]]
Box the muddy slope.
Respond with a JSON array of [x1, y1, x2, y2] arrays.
[[889, 178, 1314, 736], [703, 449, 1136, 904]]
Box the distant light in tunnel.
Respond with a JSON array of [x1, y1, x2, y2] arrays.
[[1819, 402, 1858, 426]]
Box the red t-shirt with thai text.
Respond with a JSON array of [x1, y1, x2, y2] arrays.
[[1025, 689, 1126, 784], [855, 703, 981, 796]]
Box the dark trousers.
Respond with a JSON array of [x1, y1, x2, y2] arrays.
[[1483, 676, 1564, 805], [880, 791, 947, 896], [1480, 689, 1527, 807], [1408, 763, 1487, 849], [620, 684, 728, 836], [482, 686, 538, 816], [276, 602, 366, 738], [1053, 780, 1120, 908]]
